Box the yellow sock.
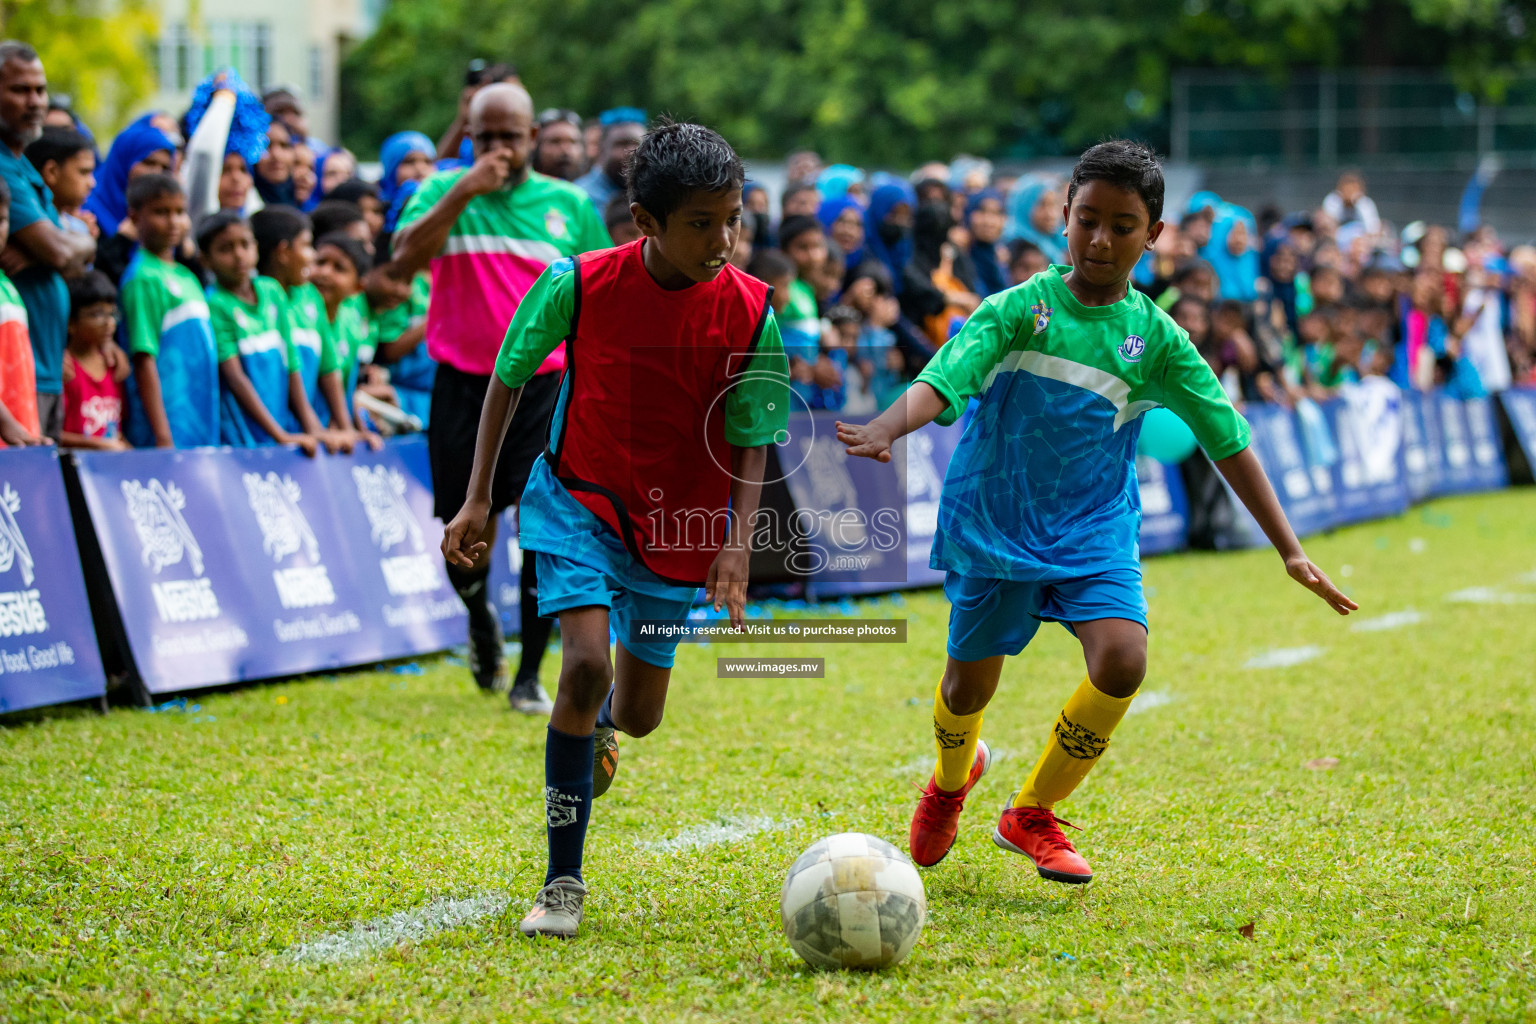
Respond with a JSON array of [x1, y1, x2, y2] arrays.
[[932, 683, 984, 793], [1014, 676, 1134, 810]]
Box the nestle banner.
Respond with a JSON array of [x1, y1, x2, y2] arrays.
[[489, 507, 523, 635], [1135, 455, 1190, 556], [1325, 382, 1409, 525], [73, 438, 464, 694], [1242, 403, 1338, 538], [1400, 390, 1445, 502], [1501, 387, 1536, 483], [0, 449, 106, 712]]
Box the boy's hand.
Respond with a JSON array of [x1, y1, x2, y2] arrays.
[[459, 150, 515, 197], [281, 432, 319, 458], [836, 419, 894, 463], [442, 499, 491, 569], [320, 428, 355, 454], [103, 340, 132, 383], [1285, 554, 1357, 615], [705, 546, 750, 630], [0, 420, 47, 446], [360, 428, 384, 451]]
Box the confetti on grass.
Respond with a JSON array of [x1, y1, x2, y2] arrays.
[[287, 893, 510, 963]]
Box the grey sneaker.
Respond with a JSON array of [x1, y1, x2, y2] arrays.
[[518, 876, 586, 938], [508, 678, 554, 716], [592, 726, 619, 799]]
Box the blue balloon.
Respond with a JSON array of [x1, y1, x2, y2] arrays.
[[1136, 407, 1199, 463]]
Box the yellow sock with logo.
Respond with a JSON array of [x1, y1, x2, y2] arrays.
[[1013, 676, 1135, 811], [932, 683, 984, 793]]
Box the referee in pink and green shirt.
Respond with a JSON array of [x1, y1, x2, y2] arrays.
[[392, 83, 613, 711]]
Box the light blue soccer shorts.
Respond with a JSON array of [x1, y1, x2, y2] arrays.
[[519, 457, 698, 669], [943, 567, 1148, 662]]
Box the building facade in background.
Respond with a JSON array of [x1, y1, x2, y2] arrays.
[[147, 0, 376, 144]]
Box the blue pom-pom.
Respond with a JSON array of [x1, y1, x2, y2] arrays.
[[185, 68, 271, 167]]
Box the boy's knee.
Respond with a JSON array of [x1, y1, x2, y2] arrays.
[[611, 700, 663, 738], [939, 671, 988, 717], [559, 648, 612, 709], [1087, 642, 1146, 699]]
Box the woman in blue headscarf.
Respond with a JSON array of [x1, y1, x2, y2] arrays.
[[1202, 204, 1261, 302], [817, 164, 865, 202], [965, 189, 1008, 297], [818, 195, 866, 277], [378, 131, 437, 234], [1004, 174, 1067, 265], [862, 181, 916, 293], [82, 115, 179, 238]]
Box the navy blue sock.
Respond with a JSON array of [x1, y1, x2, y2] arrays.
[[543, 725, 594, 885], [595, 687, 616, 730]]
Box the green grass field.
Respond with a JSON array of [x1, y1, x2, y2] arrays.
[[3, 491, 1535, 1023]]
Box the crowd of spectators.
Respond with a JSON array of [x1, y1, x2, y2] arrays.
[[2, 38, 1534, 454]]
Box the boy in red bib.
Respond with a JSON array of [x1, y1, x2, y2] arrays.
[[442, 122, 788, 939]]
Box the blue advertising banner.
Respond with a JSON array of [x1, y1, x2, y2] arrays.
[[1400, 391, 1445, 501], [1324, 382, 1409, 526], [1429, 393, 1505, 494], [489, 507, 523, 635], [1501, 387, 1536, 480], [0, 449, 106, 712], [1242, 403, 1338, 538], [1134, 456, 1190, 556], [780, 411, 915, 599], [1461, 397, 1508, 492], [74, 438, 465, 694]]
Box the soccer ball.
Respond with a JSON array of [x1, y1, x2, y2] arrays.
[[780, 832, 927, 970]]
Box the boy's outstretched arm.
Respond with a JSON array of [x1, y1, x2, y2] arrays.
[[837, 382, 949, 462], [441, 375, 524, 568], [1214, 447, 1358, 615], [706, 444, 768, 630]]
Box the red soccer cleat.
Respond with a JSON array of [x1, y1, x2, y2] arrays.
[[992, 801, 1094, 884], [908, 739, 993, 867]]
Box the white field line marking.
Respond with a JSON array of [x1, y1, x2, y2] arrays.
[[1350, 610, 1425, 633], [1515, 571, 1536, 585], [287, 892, 509, 964], [1446, 587, 1536, 605], [1244, 646, 1325, 670], [1127, 689, 1174, 714], [636, 815, 799, 853], [892, 755, 932, 777]]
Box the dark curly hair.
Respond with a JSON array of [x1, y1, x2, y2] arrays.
[[626, 119, 744, 226], [1067, 139, 1164, 224]]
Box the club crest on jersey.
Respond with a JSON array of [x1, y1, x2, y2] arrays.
[[1030, 302, 1053, 334], [545, 209, 569, 240], [1119, 334, 1145, 363]]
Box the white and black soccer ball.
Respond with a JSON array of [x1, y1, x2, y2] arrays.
[[780, 832, 926, 970]]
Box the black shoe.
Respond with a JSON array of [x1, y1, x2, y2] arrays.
[[462, 585, 507, 694], [592, 726, 619, 798], [508, 677, 553, 715]]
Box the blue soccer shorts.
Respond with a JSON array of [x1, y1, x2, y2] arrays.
[[943, 567, 1148, 662], [519, 457, 698, 669]]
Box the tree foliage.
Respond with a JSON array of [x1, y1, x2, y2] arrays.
[[340, 0, 1536, 163], [1, 0, 157, 135]]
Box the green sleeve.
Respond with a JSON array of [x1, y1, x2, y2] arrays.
[[121, 274, 163, 358], [724, 310, 791, 447], [394, 170, 457, 234], [317, 310, 340, 376], [410, 273, 430, 322], [494, 262, 574, 389], [574, 196, 614, 253], [1157, 328, 1252, 460], [208, 295, 240, 364], [912, 295, 1018, 426]]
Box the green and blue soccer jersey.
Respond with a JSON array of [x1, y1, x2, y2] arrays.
[[121, 251, 220, 448], [283, 281, 331, 413], [916, 266, 1250, 581], [210, 276, 293, 445]]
